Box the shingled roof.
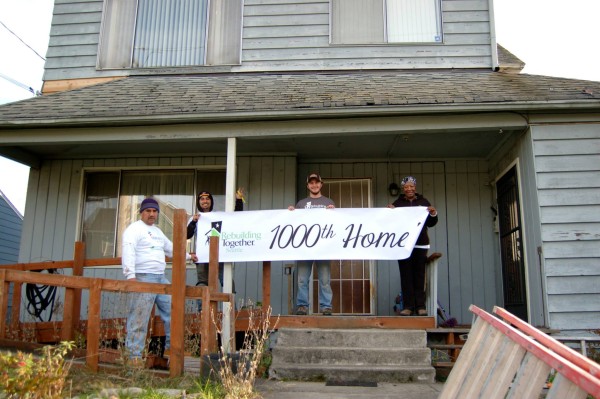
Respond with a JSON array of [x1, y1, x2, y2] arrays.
[[0, 70, 599, 128]]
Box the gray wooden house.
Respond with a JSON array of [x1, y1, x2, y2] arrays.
[[0, 189, 23, 265], [0, 0, 598, 334]]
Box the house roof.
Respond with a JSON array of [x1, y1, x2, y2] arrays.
[[0, 70, 599, 128]]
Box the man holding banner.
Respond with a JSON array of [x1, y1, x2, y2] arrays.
[[288, 173, 335, 316]]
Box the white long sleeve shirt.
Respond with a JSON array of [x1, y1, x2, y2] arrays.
[[122, 220, 173, 279]]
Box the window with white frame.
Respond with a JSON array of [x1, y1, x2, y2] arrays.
[[81, 169, 226, 259], [98, 0, 243, 69], [331, 0, 442, 45]]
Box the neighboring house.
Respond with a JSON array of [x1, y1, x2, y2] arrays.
[[0, 189, 23, 265], [0, 0, 598, 334]]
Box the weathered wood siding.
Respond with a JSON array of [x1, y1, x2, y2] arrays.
[[18, 155, 297, 319], [0, 193, 23, 264], [531, 124, 600, 331], [44, 0, 494, 81], [298, 159, 497, 322]]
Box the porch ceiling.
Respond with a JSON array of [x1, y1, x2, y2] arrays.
[[3, 127, 516, 162]]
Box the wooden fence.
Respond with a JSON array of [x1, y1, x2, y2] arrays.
[[439, 304, 600, 398], [0, 209, 233, 377]]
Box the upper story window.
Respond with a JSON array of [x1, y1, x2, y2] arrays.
[[98, 0, 242, 69], [331, 0, 442, 44]]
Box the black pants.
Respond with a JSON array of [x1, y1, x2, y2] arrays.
[[398, 248, 428, 311]]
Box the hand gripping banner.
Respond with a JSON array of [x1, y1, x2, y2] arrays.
[[193, 207, 429, 262]]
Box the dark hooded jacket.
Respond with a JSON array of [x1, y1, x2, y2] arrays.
[[186, 191, 243, 239], [391, 193, 438, 246]]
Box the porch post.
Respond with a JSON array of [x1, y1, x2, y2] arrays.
[[223, 137, 237, 353]]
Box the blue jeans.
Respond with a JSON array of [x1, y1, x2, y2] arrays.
[[296, 260, 333, 310], [126, 273, 171, 359]]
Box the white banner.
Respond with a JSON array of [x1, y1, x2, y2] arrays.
[[192, 207, 429, 262]]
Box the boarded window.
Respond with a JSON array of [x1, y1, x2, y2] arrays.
[[331, 0, 442, 44], [98, 0, 242, 69]]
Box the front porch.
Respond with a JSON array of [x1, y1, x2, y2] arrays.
[[0, 209, 440, 377]]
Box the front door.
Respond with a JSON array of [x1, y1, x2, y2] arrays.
[[315, 178, 374, 315], [496, 166, 528, 321]]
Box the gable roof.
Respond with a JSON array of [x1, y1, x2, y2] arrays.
[[0, 189, 23, 220], [0, 70, 599, 128]]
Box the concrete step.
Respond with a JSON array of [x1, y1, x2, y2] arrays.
[[269, 363, 436, 383], [272, 346, 431, 366], [275, 328, 427, 349]]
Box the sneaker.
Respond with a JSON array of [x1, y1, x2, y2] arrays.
[[417, 309, 428, 316], [321, 308, 333, 316], [296, 306, 308, 315], [398, 308, 413, 316]]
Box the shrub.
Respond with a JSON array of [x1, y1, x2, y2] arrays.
[[0, 341, 75, 398]]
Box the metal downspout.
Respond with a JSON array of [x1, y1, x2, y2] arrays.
[[488, 0, 500, 71]]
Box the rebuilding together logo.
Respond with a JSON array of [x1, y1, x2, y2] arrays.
[[204, 221, 261, 252]]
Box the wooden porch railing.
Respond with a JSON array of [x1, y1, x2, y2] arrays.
[[0, 209, 233, 377]]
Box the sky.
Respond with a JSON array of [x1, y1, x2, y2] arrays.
[[1, 0, 600, 216]]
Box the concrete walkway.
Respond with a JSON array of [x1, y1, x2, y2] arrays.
[[255, 379, 443, 399]]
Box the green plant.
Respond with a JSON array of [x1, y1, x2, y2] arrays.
[[195, 378, 226, 399], [0, 341, 75, 398]]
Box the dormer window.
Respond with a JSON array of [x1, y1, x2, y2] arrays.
[[331, 0, 442, 44], [98, 0, 242, 69]]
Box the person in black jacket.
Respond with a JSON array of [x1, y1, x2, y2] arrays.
[[187, 189, 244, 310], [388, 176, 438, 316]]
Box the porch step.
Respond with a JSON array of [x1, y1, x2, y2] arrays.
[[269, 328, 435, 383]]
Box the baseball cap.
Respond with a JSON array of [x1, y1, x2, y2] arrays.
[[306, 173, 322, 183]]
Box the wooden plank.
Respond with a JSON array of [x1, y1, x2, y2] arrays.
[[459, 329, 508, 398], [479, 339, 526, 399], [533, 139, 600, 156], [42, 77, 124, 95], [505, 352, 552, 399], [472, 306, 600, 397], [61, 288, 75, 341], [546, 373, 588, 399], [169, 209, 188, 377], [541, 222, 600, 242], [86, 279, 101, 372], [200, 287, 211, 357], [535, 154, 600, 172], [436, 317, 492, 398], [0, 271, 6, 339], [10, 282, 22, 337], [495, 306, 600, 378], [72, 241, 85, 333], [262, 261, 271, 310]]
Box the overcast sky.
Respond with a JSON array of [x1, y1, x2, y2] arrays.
[[1, 0, 599, 215]]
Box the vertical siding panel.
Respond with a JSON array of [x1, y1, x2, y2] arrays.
[[260, 157, 274, 209], [432, 163, 449, 311], [63, 160, 84, 259], [41, 161, 62, 260], [237, 157, 251, 208], [479, 167, 496, 311], [467, 161, 485, 309], [54, 160, 73, 260], [445, 161, 462, 319], [19, 167, 40, 262]]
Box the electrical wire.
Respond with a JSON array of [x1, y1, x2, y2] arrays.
[[25, 269, 59, 322], [0, 19, 46, 61]]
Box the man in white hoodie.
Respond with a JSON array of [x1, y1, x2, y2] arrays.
[[122, 197, 196, 365]]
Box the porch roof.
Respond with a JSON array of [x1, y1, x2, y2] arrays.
[[0, 70, 599, 128]]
